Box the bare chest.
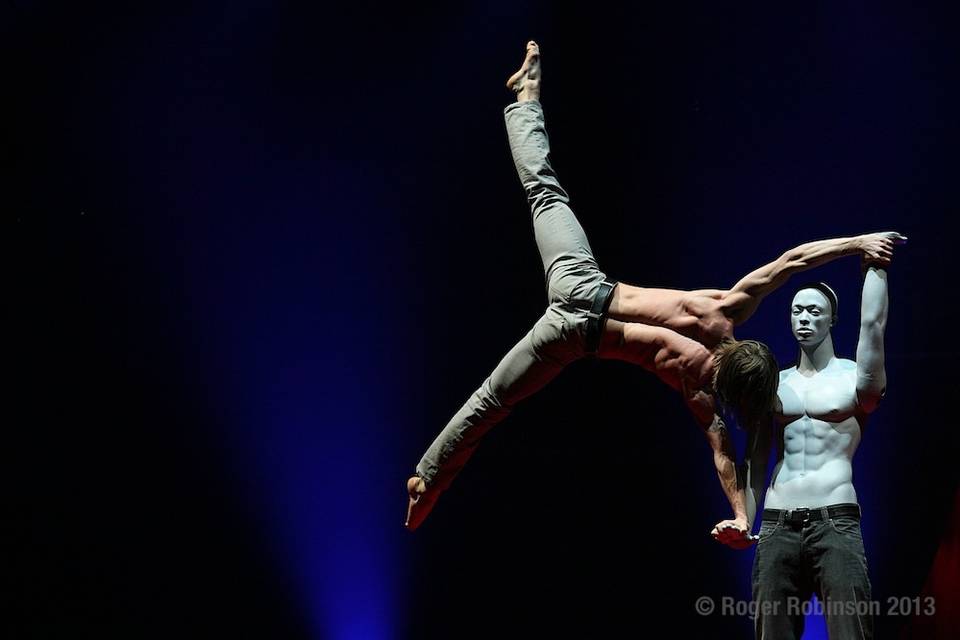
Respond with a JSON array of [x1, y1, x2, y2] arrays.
[[777, 369, 859, 423]]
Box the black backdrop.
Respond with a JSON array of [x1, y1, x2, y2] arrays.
[[8, 2, 959, 638]]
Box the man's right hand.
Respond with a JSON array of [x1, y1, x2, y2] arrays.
[[857, 232, 907, 266]]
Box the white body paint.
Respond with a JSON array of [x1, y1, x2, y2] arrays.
[[765, 359, 862, 509], [761, 271, 888, 512]]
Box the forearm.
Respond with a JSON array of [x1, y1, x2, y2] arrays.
[[744, 482, 758, 529], [706, 417, 747, 521], [857, 266, 888, 406], [780, 236, 863, 274], [741, 461, 767, 529], [860, 265, 889, 327]]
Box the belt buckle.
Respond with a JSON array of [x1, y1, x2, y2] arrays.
[[788, 507, 811, 527]]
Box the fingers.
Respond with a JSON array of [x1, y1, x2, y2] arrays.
[[710, 520, 755, 549], [714, 530, 755, 549], [729, 536, 758, 550], [865, 236, 898, 266]]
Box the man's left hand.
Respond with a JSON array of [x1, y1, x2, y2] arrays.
[[711, 518, 758, 550]]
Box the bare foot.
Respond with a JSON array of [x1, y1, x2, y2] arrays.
[[405, 475, 440, 531], [506, 40, 541, 102]]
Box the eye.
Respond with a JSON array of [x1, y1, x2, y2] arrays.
[[811, 309, 820, 316]]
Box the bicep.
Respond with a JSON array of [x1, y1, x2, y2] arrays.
[[855, 327, 886, 412], [723, 255, 794, 324], [855, 370, 885, 414]]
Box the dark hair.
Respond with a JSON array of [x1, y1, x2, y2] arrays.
[[794, 281, 838, 324], [712, 339, 779, 430]]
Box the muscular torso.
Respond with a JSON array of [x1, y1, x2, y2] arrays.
[[608, 284, 734, 349], [765, 359, 864, 510]]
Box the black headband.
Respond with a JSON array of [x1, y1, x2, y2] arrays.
[[794, 281, 838, 323]]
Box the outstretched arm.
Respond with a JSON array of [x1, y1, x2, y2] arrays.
[[721, 232, 906, 325], [856, 265, 889, 413]]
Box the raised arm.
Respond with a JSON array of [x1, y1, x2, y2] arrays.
[[721, 232, 906, 325], [855, 265, 888, 413]]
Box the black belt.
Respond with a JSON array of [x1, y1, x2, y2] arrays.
[[762, 503, 861, 527], [584, 279, 618, 355]]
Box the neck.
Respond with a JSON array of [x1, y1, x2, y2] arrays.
[[797, 334, 835, 373]]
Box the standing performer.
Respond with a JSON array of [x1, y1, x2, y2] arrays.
[[714, 261, 898, 639], [406, 40, 904, 533]]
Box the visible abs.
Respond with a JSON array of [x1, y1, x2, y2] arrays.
[[766, 442, 859, 509]]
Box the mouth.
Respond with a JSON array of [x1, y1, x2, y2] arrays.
[[796, 329, 814, 337]]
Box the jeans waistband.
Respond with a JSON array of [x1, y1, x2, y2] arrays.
[[584, 279, 618, 355], [762, 503, 861, 525]]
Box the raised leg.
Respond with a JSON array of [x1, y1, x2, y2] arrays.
[[504, 42, 604, 307]]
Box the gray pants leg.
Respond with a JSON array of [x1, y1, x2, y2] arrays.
[[416, 100, 606, 490], [505, 100, 605, 306]]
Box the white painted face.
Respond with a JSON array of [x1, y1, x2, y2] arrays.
[[790, 289, 833, 345]]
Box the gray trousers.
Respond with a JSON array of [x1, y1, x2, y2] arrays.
[[416, 100, 608, 491]]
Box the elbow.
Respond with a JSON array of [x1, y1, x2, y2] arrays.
[[858, 394, 883, 414], [860, 315, 887, 332], [713, 450, 734, 470], [780, 249, 807, 269], [856, 382, 886, 413]]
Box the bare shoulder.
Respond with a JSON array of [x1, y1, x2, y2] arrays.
[[776, 367, 797, 411], [684, 288, 728, 317]]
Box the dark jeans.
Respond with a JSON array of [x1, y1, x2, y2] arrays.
[[752, 505, 872, 639]]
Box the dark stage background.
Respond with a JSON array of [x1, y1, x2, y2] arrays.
[[8, 2, 959, 638]]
